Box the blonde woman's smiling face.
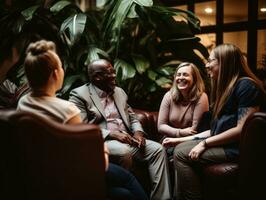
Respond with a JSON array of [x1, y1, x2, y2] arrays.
[[175, 65, 193, 93]]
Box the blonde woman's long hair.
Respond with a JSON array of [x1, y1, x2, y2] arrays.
[[170, 62, 205, 103], [211, 43, 264, 119]]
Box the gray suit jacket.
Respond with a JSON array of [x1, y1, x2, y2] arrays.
[[69, 83, 144, 139]]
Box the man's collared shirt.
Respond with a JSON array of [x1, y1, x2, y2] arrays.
[[94, 86, 127, 132]]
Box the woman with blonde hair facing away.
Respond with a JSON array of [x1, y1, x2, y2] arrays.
[[163, 43, 265, 200], [17, 40, 148, 200], [158, 62, 209, 139]]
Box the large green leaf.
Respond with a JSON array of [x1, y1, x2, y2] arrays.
[[60, 13, 87, 46], [133, 0, 153, 7], [147, 69, 157, 81], [155, 77, 172, 88], [103, 0, 154, 55], [156, 65, 176, 76], [21, 5, 39, 21], [114, 59, 136, 80], [50, 1, 72, 13], [106, 0, 133, 30], [127, 4, 138, 18], [85, 46, 109, 65], [132, 54, 150, 74]]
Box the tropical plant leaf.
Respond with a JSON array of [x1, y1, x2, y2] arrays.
[[133, 0, 153, 7], [156, 66, 176, 76], [132, 54, 150, 74], [127, 4, 138, 18], [103, 0, 154, 56], [85, 46, 109, 65], [106, 0, 132, 30], [155, 77, 172, 88], [60, 13, 87, 46], [21, 5, 39, 21], [114, 59, 136, 80], [50, 1, 72, 13], [147, 69, 157, 81]]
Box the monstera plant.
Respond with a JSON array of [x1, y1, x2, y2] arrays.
[[0, 0, 209, 110]]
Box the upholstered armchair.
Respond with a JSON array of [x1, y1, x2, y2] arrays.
[[0, 110, 106, 200], [239, 112, 266, 200]]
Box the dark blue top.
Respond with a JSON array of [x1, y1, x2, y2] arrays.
[[210, 78, 263, 159]]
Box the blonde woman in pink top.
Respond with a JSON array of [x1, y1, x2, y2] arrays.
[[158, 62, 209, 140]]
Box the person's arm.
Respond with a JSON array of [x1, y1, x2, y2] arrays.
[[126, 105, 146, 147], [189, 106, 259, 160], [180, 93, 210, 136], [127, 104, 145, 134], [104, 143, 109, 171], [118, 88, 145, 134], [162, 129, 211, 147], [158, 92, 182, 137], [189, 79, 262, 160], [118, 89, 146, 147], [64, 102, 82, 124], [66, 114, 82, 124], [204, 107, 258, 147]]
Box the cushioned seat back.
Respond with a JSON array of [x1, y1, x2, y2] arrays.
[[0, 110, 25, 200], [133, 109, 161, 141], [239, 112, 266, 200], [0, 110, 106, 200]]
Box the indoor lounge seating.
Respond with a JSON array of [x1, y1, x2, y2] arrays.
[[133, 109, 266, 200], [0, 110, 106, 200], [1, 108, 265, 200]]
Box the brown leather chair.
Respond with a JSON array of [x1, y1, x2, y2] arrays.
[[0, 110, 106, 200]]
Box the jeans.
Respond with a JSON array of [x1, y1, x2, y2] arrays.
[[106, 163, 148, 200]]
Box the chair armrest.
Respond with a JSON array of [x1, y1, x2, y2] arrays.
[[133, 108, 162, 142]]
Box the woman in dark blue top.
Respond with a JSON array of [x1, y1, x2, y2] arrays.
[[162, 43, 265, 200]]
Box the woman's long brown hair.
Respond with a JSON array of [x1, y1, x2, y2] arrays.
[[211, 43, 264, 118]]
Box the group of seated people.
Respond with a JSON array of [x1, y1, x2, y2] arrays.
[[12, 39, 266, 200]]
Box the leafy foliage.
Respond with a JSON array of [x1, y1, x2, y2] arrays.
[[0, 0, 208, 110]]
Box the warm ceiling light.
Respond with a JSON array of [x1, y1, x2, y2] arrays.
[[260, 8, 266, 12], [204, 7, 213, 14]]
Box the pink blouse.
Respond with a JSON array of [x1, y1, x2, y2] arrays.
[[158, 91, 209, 137]]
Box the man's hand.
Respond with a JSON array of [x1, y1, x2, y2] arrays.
[[109, 131, 134, 145], [133, 131, 146, 148]]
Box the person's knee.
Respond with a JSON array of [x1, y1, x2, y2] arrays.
[[173, 144, 189, 164], [108, 142, 131, 156], [149, 141, 165, 155], [121, 146, 132, 155]]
